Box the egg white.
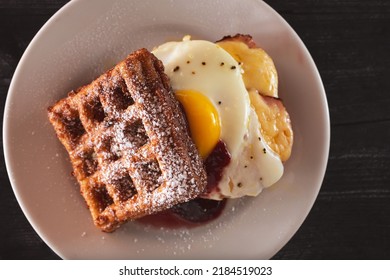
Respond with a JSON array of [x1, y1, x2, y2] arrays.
[[153, 38, 249, 158]]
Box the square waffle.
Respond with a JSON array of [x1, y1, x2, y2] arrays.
[[48, 49, 207, 232]]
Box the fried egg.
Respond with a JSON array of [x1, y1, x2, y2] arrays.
[[153, 37, 284, 199]]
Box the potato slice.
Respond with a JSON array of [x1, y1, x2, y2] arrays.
[[217, 38, 278, 98], [249, 89, 293, 161]]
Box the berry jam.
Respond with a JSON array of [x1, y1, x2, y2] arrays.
[[204, 140, 231, 197], [137, 198, 226, 228], [137, 140, 231, 228]]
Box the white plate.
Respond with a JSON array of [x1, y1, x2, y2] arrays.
[[3, 0, 329, 259]]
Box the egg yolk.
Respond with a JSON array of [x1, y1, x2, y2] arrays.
[[175, 90, 221, 159]]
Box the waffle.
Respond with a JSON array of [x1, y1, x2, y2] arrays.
[[48, 49, 207, 232]]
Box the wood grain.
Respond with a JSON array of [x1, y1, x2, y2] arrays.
[[267, 0, 390, 260], [0, 0, 389, 259]]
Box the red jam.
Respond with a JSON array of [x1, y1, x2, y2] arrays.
[[203, 140, 231, 197], [137, 198, 226, 228]]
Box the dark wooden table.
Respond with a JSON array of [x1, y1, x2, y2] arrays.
[[1, 0, 389, 260]]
